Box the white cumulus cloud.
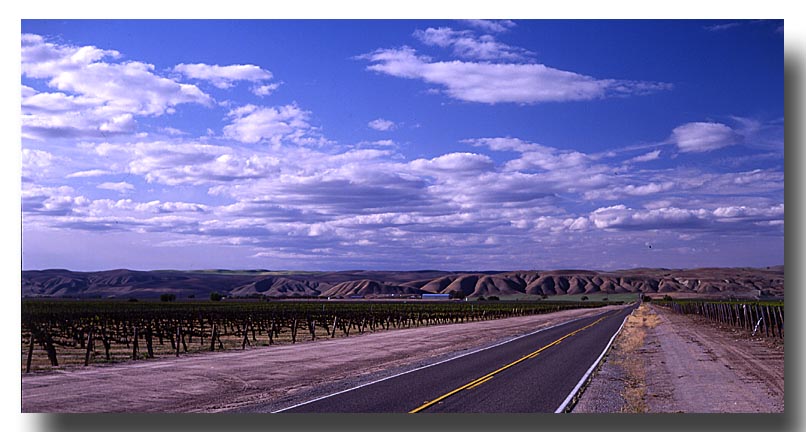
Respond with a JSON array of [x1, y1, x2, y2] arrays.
[[461, 20, 516, 33], [21, 34, 213, 139], [97, 182, 135, 193], [368, 118, 397, 131], [629, 149, 661, 163], [173, 63, 273, 89], [671, 122, 739, 153], [223, 104, 322, 145], [66, 169, 112, 178], [361, 47, 670, 105], [414, 27, 531, 61]]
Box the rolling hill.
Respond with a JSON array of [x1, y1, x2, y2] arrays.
[[21, 266, 784, 300]]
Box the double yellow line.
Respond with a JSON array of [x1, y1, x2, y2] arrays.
[[408, 313, 613, 413]]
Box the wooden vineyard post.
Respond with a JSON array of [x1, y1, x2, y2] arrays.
[[132, 327, 139, 360], [742, 304, 750, 332], [241, 324, 250, 350], [175, 326, 181, 357], [145, 326, 154, 358], [769, 306, 778, 338], [308, 319, 316, 341], [84, 328, 93, 366], [26, 331, 35, 373], [43, 330, 58, 367], [168, 325, 177, 351], [101, 327, 111, 361], [123, 324, 130, 349], [210, 324, 217, 352], [291, 319, 298, 344], [330, 316, 338, 338]]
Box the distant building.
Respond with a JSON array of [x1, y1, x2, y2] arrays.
[[421, 293, 451, 300]]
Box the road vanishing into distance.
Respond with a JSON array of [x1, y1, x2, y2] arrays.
[[276, 303, 637, 413]]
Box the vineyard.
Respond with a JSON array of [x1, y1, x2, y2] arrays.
[[21, 299, 613, 372], [653, 299, 784, 339]]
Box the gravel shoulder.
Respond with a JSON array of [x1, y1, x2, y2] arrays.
[[574, 303, 784, 413], [22, 305, 625, 413]]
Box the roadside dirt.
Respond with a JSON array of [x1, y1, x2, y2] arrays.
[[22, 305, 625, 413], [575, 304, 784, 413]]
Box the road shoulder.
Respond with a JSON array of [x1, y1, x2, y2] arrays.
[[574, 303, 784, 413]]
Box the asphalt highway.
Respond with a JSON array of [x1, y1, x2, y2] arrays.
[[278, 303, 637, 413]]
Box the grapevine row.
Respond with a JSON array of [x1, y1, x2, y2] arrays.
[[654, 299, 784, 339], [22, 300, 612, 372]]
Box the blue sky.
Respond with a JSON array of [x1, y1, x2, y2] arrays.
[[20, 19, 784, 271]]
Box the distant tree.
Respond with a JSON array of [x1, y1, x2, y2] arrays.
[[540, 294, 548, 300], [210, 292, 223, 301], [580, 296, 589, 301], [642, 295, 652, 302], [127, 298, 138, 302], [478, 296, 486, 301], [602, 297, 608, 302], [662, 294, 673, 301], [160, 293, 176, 302], [448, 290, 462, 299], [487, 296, 500, 301], [187, 294, 196, 299]]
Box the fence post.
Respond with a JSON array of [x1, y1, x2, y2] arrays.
[[132, 327, 139, 360], [84, 328, 93, 366], [26, 331, 35, 373]]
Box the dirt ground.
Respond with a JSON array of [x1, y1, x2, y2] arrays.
[[574, 304, 784, 413], [22, 305, 625, 413]]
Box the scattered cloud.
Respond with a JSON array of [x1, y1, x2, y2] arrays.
[[22, 185, 90, 216], [409, 152, 494, 173], [670, 122, 739, 153], [94, 140, 281, 186], [173, 63, 273, 89], [414, 27, 532, 61], [160, 127, 187, 136], [22, 34, 212, 140], [22, 148, 53, 171], [252, 82, 281, 96], [97, 181, 135, 193], [704, 22, 742, 32], [590, 205, 709, 230], [358, 139, 397, 148], [66, 169, 112, 178], [461, 20, 516, 33], [368, 118, 397, 131], [361, 47, 671, 104], [629, 149, 661, 163], [222, 104, 323, 145]]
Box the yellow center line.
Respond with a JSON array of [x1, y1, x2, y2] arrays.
[[466, 375, 494, 390], [408, 312, 615, 413]]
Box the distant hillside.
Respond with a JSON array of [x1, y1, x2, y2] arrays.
[[21, 266, 784, 299]]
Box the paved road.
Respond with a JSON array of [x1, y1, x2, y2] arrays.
[[279, 303, 637, 413]]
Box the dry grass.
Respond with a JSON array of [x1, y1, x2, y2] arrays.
[[612, 304, 660, 413]]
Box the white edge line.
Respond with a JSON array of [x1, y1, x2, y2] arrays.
[[554, 308, 632, 413], [271, 307, 619, 413]]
